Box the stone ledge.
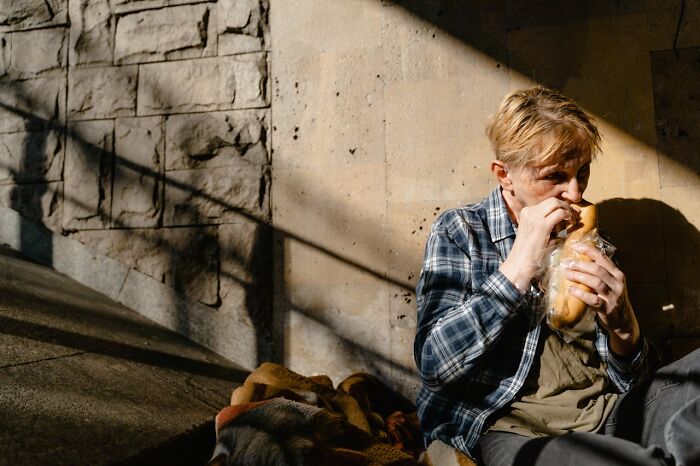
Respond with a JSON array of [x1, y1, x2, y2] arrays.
[[0, 206, 129, 300], [117, 267, 258, 368], [0, 205, 257, 370], [71, 226, 220, 306]]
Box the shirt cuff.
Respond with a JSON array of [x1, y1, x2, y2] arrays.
[[607, 335, 647, 373], [482, 269, 526, 314]]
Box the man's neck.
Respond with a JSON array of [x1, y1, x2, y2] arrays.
[[501, 188, 522, 227]]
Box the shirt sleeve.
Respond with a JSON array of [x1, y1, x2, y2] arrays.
[[595, 326, 654, 393], [414, 214, 525, 392]]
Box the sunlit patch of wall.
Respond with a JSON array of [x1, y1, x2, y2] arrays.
[[271, 0, 700, 397], [1, 0, 698, 394]]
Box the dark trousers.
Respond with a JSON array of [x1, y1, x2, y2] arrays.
[[478, 349, 700, 466]]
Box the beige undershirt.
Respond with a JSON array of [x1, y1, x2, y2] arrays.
[[488, 321, 618, 438]]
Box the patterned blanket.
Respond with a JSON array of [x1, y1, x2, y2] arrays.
[[207, 363, 423, 465]]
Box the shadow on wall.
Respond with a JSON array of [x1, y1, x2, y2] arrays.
[[0, 74, 280, 365], [7, 91, 53, 264], [385, 1, 700, 352], [598, 198, 700, 359], [390, 0, 700, 201], [0, 77, 411, 371], [286, 301, 419, 381], [3, 0, 699, 381]]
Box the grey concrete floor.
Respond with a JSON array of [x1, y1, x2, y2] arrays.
[[0, 247, 247, 465]]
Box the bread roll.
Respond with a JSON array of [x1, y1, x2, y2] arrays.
[[549, 201, 597, 329]]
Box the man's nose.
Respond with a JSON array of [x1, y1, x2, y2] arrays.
[[562, 177, 582, 203]]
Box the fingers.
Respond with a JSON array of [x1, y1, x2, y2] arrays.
[[565, 268, 611, 296], [565, 248, 628, 319], [514, 199, 578, 266], [570, 241, 605, 260], [568, 285, 608, 310], [565, 241, 640, 344], [570, 242, 624, 281], [531, 198, 575, 233], [544, 208, 573, 232], [522, 198, 573, 220], [539, 197, 574, 214]]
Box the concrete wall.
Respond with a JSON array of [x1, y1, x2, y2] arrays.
[[271, 0, 700, 396], [0, 0, 272, 368], [1, 0, 698, 396]]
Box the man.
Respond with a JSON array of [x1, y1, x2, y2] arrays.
[[414, 87, 700, 465]]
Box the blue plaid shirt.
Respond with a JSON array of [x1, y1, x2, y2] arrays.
[[414, 187, 650, 458]]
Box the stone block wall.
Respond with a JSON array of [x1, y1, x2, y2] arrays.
[[0, 0, 272, 367], [271, 0, 700, 397], [2, 0, 699, 397]]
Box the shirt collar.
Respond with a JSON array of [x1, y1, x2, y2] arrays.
[[485, 186, 516, 243]]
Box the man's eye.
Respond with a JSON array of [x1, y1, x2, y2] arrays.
[[545, 173, 565, 182], [577, 167, 590, 179]]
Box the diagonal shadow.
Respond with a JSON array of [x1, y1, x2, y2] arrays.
[[288, 303, 418, 385], [386, 1, 700, 191], [388, 1, 653, 144], [0, 313, 247, 382], [0, 99, 412, 292], [0, 77, 413, 375]]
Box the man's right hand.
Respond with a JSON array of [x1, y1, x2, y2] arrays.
[[499, 197, 575, 294]]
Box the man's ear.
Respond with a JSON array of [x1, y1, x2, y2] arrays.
[[491, 160, 513, 191]]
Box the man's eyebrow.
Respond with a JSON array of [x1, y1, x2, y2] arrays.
[[536, 166, 561, 175], [538, 160, 591, 175]]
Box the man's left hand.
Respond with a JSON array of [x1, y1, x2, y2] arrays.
[[565, 242, 641, 358]]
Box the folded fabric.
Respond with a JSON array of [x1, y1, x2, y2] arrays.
[[421, 440, 478, 466], [208, 362, 423, 466]]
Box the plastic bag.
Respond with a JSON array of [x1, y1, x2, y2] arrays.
[[538, 229, 616, 342]]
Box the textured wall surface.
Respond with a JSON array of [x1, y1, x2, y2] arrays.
[[0, 0, 271, 368], [2, 0, 699, 395], [271, 0, 700, 397]]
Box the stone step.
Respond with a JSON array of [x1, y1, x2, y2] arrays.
[[0, 246, 245, 465], [114, 420, 215, 466]]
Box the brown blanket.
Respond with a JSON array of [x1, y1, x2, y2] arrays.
[[208, 363, 423, 466]]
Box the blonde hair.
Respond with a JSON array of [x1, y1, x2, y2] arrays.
[[486, 87, 601, 169]]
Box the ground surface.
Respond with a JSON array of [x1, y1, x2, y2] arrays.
[[0, 247, 246, 466]]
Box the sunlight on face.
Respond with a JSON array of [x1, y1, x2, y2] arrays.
[[509, 154, 592, 208]]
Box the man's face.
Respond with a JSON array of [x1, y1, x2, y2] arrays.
[[506, 155, 592, 210]]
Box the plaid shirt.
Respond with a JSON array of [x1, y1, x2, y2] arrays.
[[414, 187, 650, 458]]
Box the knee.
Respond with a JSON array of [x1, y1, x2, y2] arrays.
[[673, 347, 700, 368], [659, 347, 700, 379]]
